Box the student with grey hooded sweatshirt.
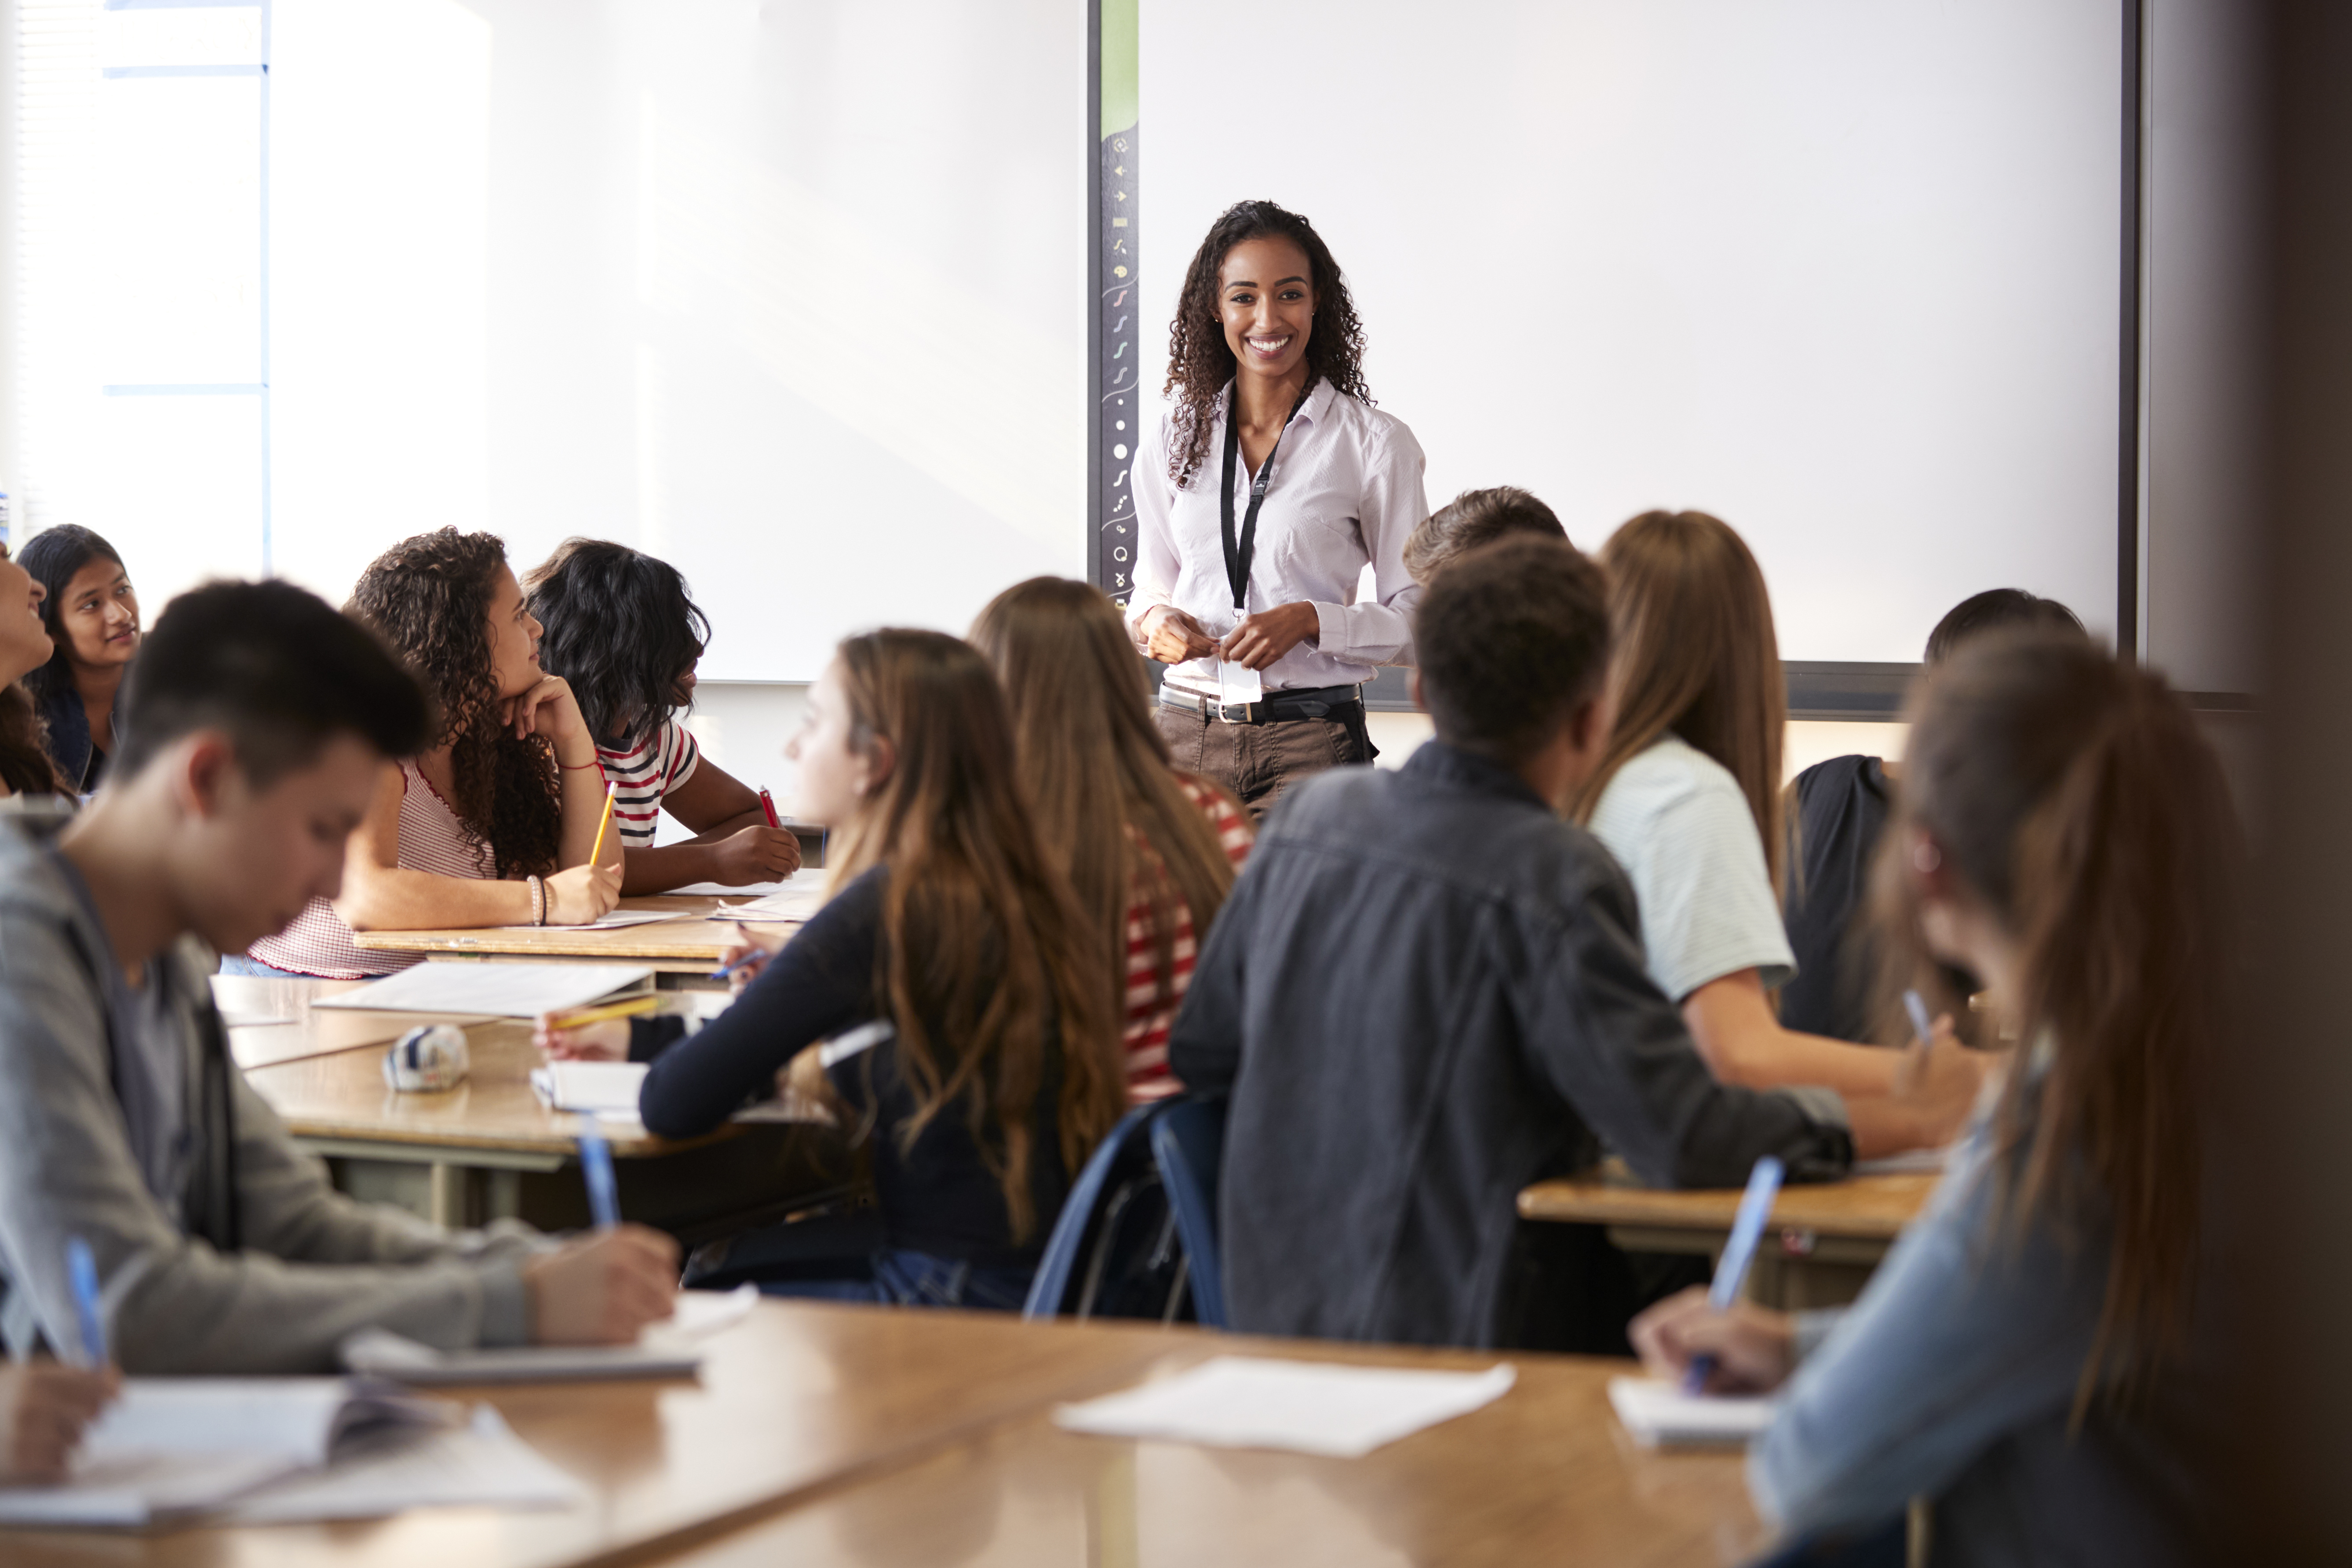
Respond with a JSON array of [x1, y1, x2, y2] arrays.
[[0, 579, 678, 1374]]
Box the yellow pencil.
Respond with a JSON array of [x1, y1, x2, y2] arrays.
[[549, 994, 660, 1029], [588, 779, 617, 867]]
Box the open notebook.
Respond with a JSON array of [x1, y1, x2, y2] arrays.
[[0, 1377, 574, 1528]]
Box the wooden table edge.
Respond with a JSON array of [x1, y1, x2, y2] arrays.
[[1515, 1175, 1934, 1241]]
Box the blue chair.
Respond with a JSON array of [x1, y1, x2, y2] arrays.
[[1149, 1095, 1228, 1328], [1023, 1103, 1168, 1320]]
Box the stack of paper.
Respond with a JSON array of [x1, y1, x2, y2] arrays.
[[707, 878, 830, 924], [1606, 1377, 1777, 1448], [531, 1059, 649, 1118], [0, 1378, 449, 1527], [314, 963, 654, 1018], [342, 1284, 758, 1386], [1054, 1356, 1517, 1459]]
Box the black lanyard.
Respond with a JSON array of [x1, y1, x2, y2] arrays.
[[1219, 381, 1313, 613]]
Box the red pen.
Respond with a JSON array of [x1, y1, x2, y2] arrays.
[[758, 788, 782, 829]]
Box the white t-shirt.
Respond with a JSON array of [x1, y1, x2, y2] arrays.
[[598, 717, 702, 849], [1586, 734, 1797, 1004]]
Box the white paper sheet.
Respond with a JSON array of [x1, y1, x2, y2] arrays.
[[313, 963, 654, 1018], [491, 909, 686, 933], [706, 878, 831, 924], [0, 1378, 446, 1527], [220, 1406, 585, 1524], [667, 880, 785, 897], [340, 1286, 756, 1386], [1851, 1145, 1951, 1176], [530, 1059, 649, 1115], [1605, 1377, 1777, 1448], [1054, 1357, 1516, 1459]]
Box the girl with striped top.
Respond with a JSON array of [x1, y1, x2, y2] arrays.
[[246, 529, 621, 978], [523, 540, 801, 894], [970, 577, 1254, 1101]]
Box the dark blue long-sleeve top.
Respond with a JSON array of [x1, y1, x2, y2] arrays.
[[630, 864, 1069, 1266]]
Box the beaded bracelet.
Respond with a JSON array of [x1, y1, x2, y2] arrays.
[[528, 874, 547, 926]]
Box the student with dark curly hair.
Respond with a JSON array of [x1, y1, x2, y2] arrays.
[[1127, 200, 1427, 815], [245, 528, 621, 977], [522, 539, 800, 894], [18, 525, 140, 794]]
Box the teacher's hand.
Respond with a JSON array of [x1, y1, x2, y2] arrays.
[[1220, 602, 1322, 671], [1138, 605, 1218, 664]]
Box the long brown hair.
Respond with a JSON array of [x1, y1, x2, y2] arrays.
[[1876, 631, 2239, 1416], [969, 578, 1244, 1043], [1162, 200, 1371, 490], [347, 529, 562, 877], [1569, 510, 1786, 890], [826, 629, 1125, 1240]]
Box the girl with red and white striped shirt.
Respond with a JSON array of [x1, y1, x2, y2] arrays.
[[970, 577, 1254, 1102], [524, 540, 800, 894], [246, 530, 621, 978]]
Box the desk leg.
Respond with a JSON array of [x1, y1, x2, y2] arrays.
[[428, 1163, 463, 1229]]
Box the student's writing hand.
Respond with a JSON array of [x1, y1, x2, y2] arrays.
[[0, 1362, 118, 1484], [534, 1014, 630, 1061], [506, 674, 595, 764], [712, 824, 802, 885], [1138, 605, 1218, 664], [717, 922, 788, 994], [1891, 1014, 1990, 1146], [1629, 1288, 1796, 1396], [546, 859, 623, 925], [522, 1226, 682, 1346], [1218, 601, 1321, 672]]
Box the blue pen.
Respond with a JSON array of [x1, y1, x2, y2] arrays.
[[577, 1123, 620, 1230], [707, 952, 759, 982], [1683, 1155, 1785, 1395], [1903, 989, 1937, 1053], [66, 1236, 106, 1369]]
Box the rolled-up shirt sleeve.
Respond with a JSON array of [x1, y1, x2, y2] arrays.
[[1310, 420, 1426, 667]]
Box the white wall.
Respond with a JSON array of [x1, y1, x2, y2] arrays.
[[1138, 0, 2125, 661]]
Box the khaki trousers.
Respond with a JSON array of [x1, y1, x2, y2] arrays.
[[1154, 702, 1371, 818]]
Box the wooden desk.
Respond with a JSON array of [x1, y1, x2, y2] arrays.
[[242, 1015, 851, 1238], [350, 894, 781, 980], [666, 1333, 1763, 1568], [1519, 1162, 1937, 1309], [0, 1303, 1208, 1568]]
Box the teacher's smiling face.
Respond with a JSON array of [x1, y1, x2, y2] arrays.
[[1219, 235, 1316, 383]]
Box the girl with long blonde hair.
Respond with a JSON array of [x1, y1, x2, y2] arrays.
[[1574, 510, 1983, 1156], [541, 630, 1124, 1307], [1632, 630, 2232, 1563], [970, 578, 1252, 1100]]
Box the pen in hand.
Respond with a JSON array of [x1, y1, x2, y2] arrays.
[[66, 1236, 106, 1369], [1683, 1156, 1784, 1395]]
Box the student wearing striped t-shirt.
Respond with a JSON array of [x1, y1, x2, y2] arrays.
[[524, 541, 801, 894], [970, 577, 1253, 1102]]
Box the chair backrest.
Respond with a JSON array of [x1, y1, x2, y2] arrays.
[[1023, 1102, 1166, 1320], [1148, 1094, 1229, 1328]]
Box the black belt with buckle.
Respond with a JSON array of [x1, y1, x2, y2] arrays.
[[1158, 682, 1364, 726]]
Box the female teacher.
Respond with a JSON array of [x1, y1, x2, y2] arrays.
[[1128, 199, 1427, 814]]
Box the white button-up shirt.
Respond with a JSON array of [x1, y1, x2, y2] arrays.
[[1128, 379, 1427, 696]]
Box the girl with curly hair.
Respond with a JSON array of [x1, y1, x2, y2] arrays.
[[522, 539, 801, 894], [1127, 199, 1428, 814], [246, 528, 621, 977], [1124, 202, 1430, 818]]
